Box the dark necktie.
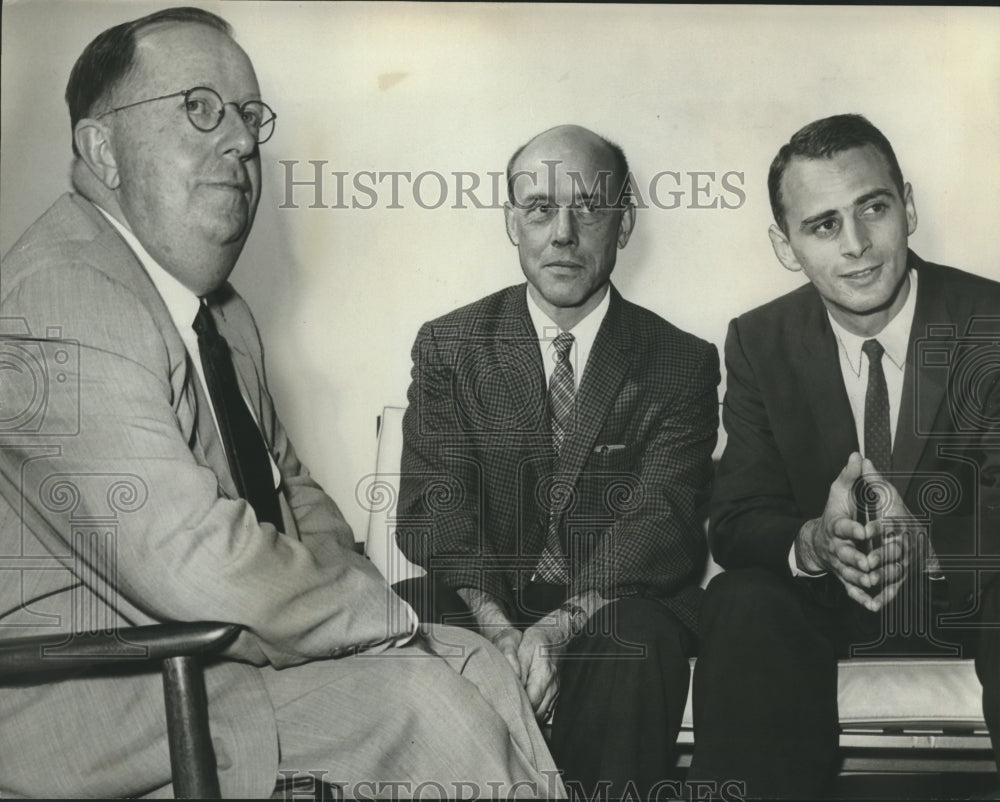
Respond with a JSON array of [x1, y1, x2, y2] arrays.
[[536, 332, 575, 584], [193, 302, 283, 530], [862, 338, 891, 473]]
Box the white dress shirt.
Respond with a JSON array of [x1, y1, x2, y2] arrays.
[[94, 203, 281, 489], [525, 283, 611, 389], [828, 270, 917, 456], [94, 204, 282, 488], [791, 270, 917, 576]]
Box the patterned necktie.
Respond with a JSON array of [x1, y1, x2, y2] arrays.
[[536, 332, 575, 583], [193, 302, 284, 530], [862, 338, 891, 473]]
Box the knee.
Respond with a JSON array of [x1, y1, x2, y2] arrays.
[[578, 598, 690, 663], [975, 588, 1000, 695], [422, 623, 492, 663], [700, 568, 799, 638], [978, 577, 1000, 623]]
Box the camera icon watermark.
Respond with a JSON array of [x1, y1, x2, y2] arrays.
[[914, 316, 1000, 440], [1, 317, 80, 437]]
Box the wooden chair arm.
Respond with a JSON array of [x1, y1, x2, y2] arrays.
[[0, 622, 240, 798], [0, 622, 240, 676]]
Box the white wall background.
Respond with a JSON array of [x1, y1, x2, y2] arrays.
[[3, 1, 999, 538]]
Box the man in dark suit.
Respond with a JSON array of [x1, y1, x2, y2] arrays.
[[0, 7, 561, 797], [396, 124, 720, 799], [688, 113, 1000, 797]]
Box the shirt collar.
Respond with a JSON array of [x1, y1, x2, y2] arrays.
[[93, 203, 202, 330], [828, 268, 917, 376], [525, 283, 611, 352]]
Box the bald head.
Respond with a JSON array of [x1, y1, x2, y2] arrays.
[[506, 124, 631, 206]]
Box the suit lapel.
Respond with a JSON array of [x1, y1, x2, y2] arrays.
[[493, 290, 550, 553], [496, 289, 547, 431], [797, 291, 860, 479], [557, 288, 631, 488], [73, 195, 239, 498], [895, 255, 948, 499]]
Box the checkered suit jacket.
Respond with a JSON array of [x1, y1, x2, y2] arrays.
[[397, 283, 719, 633]]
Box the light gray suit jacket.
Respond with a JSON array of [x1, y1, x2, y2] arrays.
[[0, 193, 412, 796]]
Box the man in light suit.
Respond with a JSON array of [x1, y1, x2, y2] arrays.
[[0, 8, 562, 798], [396, 124, 720, 799], [687, 114, 1000, 797]]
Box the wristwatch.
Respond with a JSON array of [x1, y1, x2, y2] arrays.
[[558, 601, 589, 635]]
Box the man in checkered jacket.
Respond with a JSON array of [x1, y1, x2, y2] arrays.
[[396, 124, 720, 799]]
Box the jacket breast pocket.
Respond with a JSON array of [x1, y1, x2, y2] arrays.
[[588, 443, 632, 471], [577, 446, 644, 521]]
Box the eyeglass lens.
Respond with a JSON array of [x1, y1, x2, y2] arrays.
[[184, 87, 276, 144]]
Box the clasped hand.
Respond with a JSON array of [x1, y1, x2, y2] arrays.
[[795, 452, 937, 612], [460, 588, 573, 722], [489, 616, 571, 723]]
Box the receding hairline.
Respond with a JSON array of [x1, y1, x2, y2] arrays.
[[511, 127, 616, 173], [65, 6, 235, 157], [506, 125, 631, 203], [131, 18, 246, 61], [108, 20, 254, 107]]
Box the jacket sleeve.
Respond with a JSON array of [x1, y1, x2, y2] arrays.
[[709, 318, 810, 573], [396, 321, 516, 609]]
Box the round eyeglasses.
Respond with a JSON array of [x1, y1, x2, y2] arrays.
[[97, 86, 277, 145]]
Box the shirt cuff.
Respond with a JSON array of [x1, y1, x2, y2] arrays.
[[788, 541, 827, 578]]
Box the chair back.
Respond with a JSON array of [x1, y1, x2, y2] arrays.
[[364, 406, 426, 584]]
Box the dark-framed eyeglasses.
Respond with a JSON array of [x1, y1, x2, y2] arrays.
[[96, 86, 276, 145]]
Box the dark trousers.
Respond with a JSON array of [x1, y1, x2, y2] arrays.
[[394, 575, 695, 800], [687, 568, 1000, 799]]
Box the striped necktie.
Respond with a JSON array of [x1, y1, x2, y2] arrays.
[[535, 332, 575, 583]]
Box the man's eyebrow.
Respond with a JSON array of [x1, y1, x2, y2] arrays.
[[798, 208, 838, 230], [521, 190, 607, 203], [853, 188, 894, 207], [798, 188, 894, 230], [517, 189, 551, 204]]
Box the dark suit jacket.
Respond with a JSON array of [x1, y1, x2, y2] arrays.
[[710, 252, 1000, 614], [397, 283, 720, 633]]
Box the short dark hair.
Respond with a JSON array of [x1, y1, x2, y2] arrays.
[[768, 114, 905, 234], [505, 128, 633, 207], [65, 6, 231, 156]]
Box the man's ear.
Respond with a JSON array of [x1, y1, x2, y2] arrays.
[[902, 182, 918, 237], [73, 119, 120, 189], [617, 203, 636, 249], [768, 223, 801, 272], [503, 202, 519, 246]]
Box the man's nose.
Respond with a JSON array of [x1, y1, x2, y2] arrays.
[[840, 216, 872, 259], [217, 104, 257, 160], [551, 207, 577, 246]]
